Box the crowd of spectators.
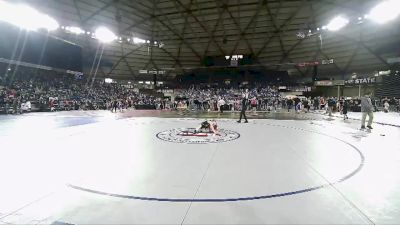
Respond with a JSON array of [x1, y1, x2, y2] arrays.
[[1, 67, 399, 115], [0, 68, 159, 114], [173, 86, 282, 112], [171, 91, 399, 114], [293, 96, 400, 115]]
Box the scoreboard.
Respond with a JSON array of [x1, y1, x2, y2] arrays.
[[203, 54, 256, 67]]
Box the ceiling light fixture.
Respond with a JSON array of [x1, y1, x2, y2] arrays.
[[368, 0, 400, 24], [94, 27, 117, 43], [0, 1, 59, 31], [68, 26, 85, 35], [326, 16, 349, 31], [133, 37, 146, 44]]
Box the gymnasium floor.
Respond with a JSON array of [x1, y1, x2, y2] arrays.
[[0, 110, 399, 224]]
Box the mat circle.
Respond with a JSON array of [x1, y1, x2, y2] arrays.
[[69, 123, 364, 202], [156, 128, 241, 144]]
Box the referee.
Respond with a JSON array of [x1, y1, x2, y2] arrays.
[[237, 97, 248, 123]]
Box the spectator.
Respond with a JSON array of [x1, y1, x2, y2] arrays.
[[327, 97, 336, 116], [384, 101, 390, 113], [342, 99, 349, 120], [361, 93, 374, 129]]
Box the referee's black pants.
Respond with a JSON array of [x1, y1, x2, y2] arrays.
[[239, 110, 248, 122]]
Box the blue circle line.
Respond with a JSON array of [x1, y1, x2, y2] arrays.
[[68, 123, 364, 202], [67, 184, 325, 202]]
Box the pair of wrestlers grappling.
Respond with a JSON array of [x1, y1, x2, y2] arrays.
[[194, 119, 220, 136]]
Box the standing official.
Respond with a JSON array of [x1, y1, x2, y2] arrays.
[[237, 97, 248, 123]]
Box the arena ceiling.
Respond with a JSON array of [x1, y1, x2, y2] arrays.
[[12, 0, 400, 80]]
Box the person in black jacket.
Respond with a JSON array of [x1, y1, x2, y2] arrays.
[[313, 97, 319, 111], [303, 98, 310, 112], [237, 97, 248, 123], [343, 99, 349, 120], [286, 98, 293, 112], [111, 99, 118, 113]]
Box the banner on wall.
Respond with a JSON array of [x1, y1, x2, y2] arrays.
[[378, 70, 391, 76], [139, 70, 166, 75], [345, 77, 377, 85], [332, 80, 345, 86], [321, 59, 334, 65], [314, 80, 333, 86], [314, 80, 345, 86], [296, 59, 334, 67], [297, 61, 319, 67]]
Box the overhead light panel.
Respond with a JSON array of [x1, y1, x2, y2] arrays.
[[39, 14, 59, 31], [95, 27, 117, 43], [368, 0, 400, 24], [0, 3, 40, 30], [133, 37, 146, 44], [326, 16, 349, 31], [0, 1, 59, 31], [67, 26, 85, 35]]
